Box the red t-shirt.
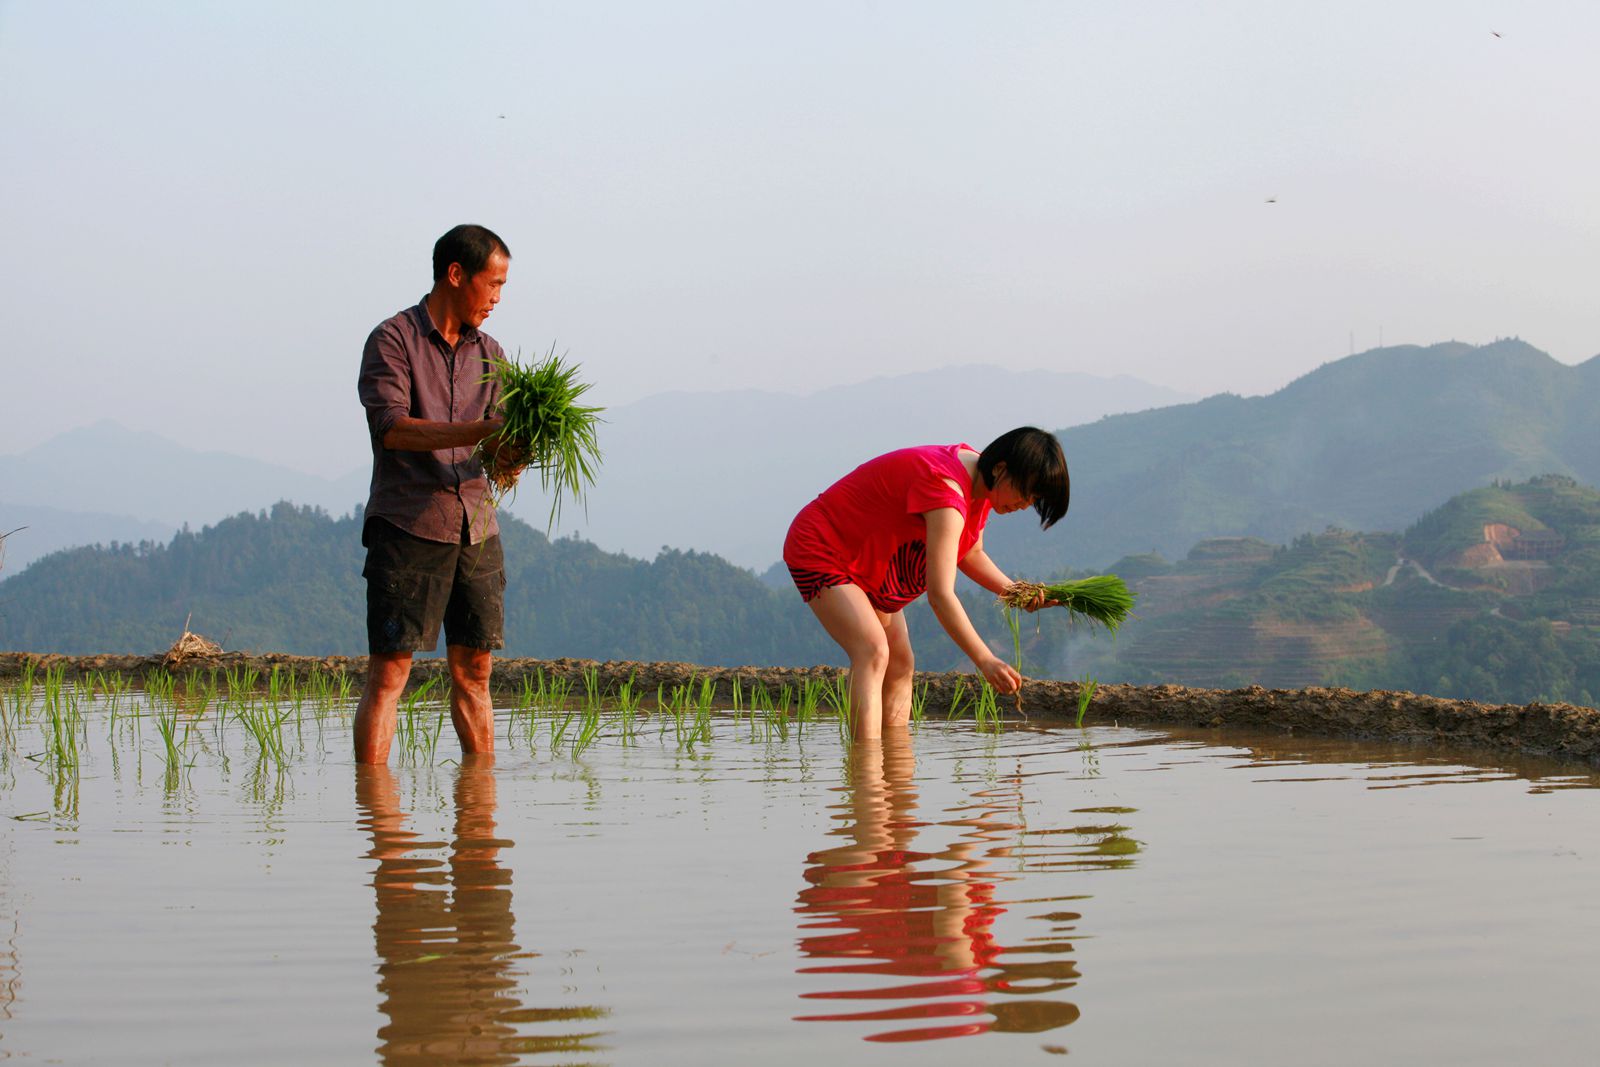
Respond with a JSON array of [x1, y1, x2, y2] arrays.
[[784, 444, 993, 612]]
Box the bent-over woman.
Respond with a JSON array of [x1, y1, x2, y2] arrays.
[[783, 426, 1069, 739]]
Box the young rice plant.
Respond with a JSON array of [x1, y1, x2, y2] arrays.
[[478, 347, 604, 526], [1000, 574, 1136, 634]]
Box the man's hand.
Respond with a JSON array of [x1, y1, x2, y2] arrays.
[[476, 419, 524, 467]]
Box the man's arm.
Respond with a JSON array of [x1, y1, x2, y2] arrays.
[[381, 416, 503, 452]]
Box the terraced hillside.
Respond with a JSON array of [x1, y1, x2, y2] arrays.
[[1070, 477, 1600, 706]]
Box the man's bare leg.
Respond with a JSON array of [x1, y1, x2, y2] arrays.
[[447, 644, 495, 756], [355, 651, 413, 764]]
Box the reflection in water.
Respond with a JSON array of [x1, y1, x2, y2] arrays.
[[357, 758, 609, 1065], [0, 908, 17, 1061], [1132, 728, 1600, 793], [795, 738, 1107, 1043]]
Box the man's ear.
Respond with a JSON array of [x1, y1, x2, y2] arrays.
[[445, 261, 466, 288]]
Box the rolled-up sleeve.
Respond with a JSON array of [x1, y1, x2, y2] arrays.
[[358, 322, 411, 449]]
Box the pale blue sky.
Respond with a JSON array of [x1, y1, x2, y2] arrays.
[[3, 1, 1596, 476]]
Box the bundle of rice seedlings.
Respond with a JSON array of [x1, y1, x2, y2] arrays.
[[477, 348, 604, 525], [999, 575, 1135, 634]]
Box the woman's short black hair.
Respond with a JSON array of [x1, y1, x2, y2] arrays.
[[977, 426, 1070, 529], [432, 224, 511, 282]]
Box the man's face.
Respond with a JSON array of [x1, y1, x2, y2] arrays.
[[449, 250, 510, 328]]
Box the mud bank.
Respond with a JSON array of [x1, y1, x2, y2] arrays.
[[4, 650, 1597, 767]]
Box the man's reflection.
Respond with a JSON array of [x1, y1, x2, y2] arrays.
[[794, 738, 1082, 1043], [356, 757, 607, 1065]]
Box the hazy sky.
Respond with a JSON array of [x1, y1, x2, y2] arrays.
[[3, 1, 1597, 477]]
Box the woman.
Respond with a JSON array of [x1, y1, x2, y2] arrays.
[[783, 426, 1069, 739]]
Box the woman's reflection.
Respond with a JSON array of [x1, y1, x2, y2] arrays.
[[794, 738, 1081, 1043], [357, 757, 607, 1065]]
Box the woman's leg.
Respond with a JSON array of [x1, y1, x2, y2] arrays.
[[807, 584, 891, 740], [881, 610, 915, 732]]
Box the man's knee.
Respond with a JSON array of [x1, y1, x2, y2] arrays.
[[447, 646, 493, 688], [363, 652, 413, 698]]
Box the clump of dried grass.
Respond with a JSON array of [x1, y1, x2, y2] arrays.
[[163, 625, 222, 668]]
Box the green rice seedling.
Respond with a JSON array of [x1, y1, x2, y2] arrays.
[[730, 675, 744, 719], [153, 703, 189, 772], [910, 680, 930, 724], [550, 708, 575, 754], [546, 674, 574, 714], [797, 679, 822, 723], [226, 665, 260, 703], [519, 669, 548, 711], [266, 665, 286, 708], [614, 674, 642, 745], [423, 707, 446, 765], [4, 660, 39, 731], [819, 676, 849, 722], [394, 677, 440, 761], [235, 700, 292, 767], [581, 667, 603, 714], [1003, 606, 1024, 672], [764, 701, 788, 743], [749, 682, 772, 714], [946, 677, 970, 721], [973, 683, 1003, 733], [144, 669, 176, 708], [1075, 675, 1099, 728], [688, 678, 716, 748], [998, 574, 1135, 634], [40, 666, 81, 773], [571, 701, 604, 759], [0, 681, 14, 753], [477, 347, 605, 527]]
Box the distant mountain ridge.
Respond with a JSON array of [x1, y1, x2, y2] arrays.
[[0, 421, 367, 572], [530, 363, 1195, 568], [5, 477, 1597, 709], [989, 339, 1600, 574], [6, 341, 1598, 581], [0, 364, 1193, 574]]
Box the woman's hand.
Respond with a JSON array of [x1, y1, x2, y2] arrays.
[[1003, 581, 1059, 613], [978, 655, 1023, 694]]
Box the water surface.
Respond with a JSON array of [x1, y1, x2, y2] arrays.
[[1, 690, 1596, 1064]]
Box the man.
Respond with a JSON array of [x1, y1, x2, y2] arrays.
[[354, 224, 513, 764]]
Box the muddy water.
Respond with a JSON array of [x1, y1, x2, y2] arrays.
[[1, 696, 1597, 1064]]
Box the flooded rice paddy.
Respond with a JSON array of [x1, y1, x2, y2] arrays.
[[1, 665, 1598, 1064]]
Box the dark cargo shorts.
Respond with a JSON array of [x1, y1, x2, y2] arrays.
[[362, 518, 506, 654]]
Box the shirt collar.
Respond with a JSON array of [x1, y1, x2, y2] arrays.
[[413, 296, 480, 347]]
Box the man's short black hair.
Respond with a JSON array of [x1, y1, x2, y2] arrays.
[[977, 426, 1070, 529], [432, 224, 511, 282]]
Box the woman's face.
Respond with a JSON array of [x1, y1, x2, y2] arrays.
[[989, 470, 1036, 515]]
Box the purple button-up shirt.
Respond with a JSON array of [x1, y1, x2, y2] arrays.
[[358, 298, 504, 544]]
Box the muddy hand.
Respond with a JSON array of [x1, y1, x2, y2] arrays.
[[980, 656, 1022, 694]]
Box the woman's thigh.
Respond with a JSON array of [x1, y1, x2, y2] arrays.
[[807, 584, 890, 661]]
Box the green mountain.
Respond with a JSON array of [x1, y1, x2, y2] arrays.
[[4, 479, 1598, 709], [1056, 475, 1600, 707], [0, 503, 838, 667], [991, 339, 1600, 573]]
